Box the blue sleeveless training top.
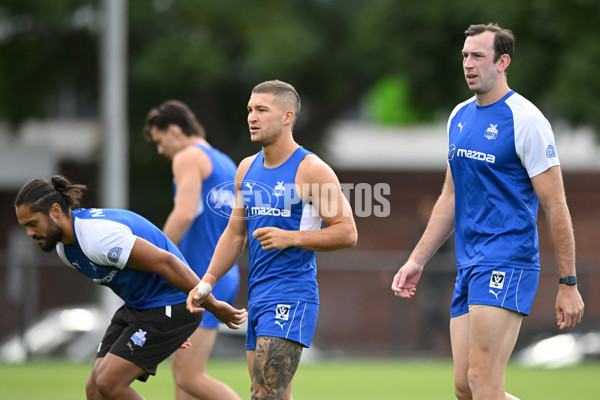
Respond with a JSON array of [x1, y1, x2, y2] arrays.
[[176, 143, 239, 278], [242, 146, 323, 305]]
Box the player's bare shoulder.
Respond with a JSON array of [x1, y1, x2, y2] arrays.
[[172, 143, 212, 178], [296, 153, 343, 201], [177, 143, 210, 163], [234, 153, 260, 188], [298, 153, 340, 185]]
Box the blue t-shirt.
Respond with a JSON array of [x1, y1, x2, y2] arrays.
[[56, 208, 188, 309], [242, 146, 323, 305], [176, 144, 239, 278], [447, 91, 559, 270]]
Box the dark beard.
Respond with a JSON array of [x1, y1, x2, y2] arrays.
[[38, 219, 63, 252]]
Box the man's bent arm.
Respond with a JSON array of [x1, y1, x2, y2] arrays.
[[163, 148, 205, 244]]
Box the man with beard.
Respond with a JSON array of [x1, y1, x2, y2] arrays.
[[14, 175, 247, 400]]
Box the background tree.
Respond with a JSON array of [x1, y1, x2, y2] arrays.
[[1, 0, 599, 223]]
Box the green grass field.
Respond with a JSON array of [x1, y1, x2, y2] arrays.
[[1, 358, 599, 399]]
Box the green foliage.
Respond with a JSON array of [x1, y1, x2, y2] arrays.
[[3, 0, 600, 134], [0, 0, 98, 127], [1, 0, 600, 218], [366, 76, 433, 124]]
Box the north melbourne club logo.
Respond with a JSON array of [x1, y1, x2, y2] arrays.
[[272, 181, 285, 197], [489, 271, 506, 289], [484, 124, 499, 140], [107, 247, 122, 263], [130, 329, 147, 347], [546, 145, 557, 159]]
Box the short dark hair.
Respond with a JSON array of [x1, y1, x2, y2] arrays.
[[465, 23, 514, 63], [15, 175, 86, 215], [252, 80, 301, 127], [144, 100, 206, 139]]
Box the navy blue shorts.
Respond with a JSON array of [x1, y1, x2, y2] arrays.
[[97, 302, 202, 382], [246, 300, 319, 350], [450, 266, 539, 318]]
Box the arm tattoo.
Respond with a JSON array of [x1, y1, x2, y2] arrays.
[[251, 336, 302, 399]]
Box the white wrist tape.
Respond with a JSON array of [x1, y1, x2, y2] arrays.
[[196, 281, 213, 297]]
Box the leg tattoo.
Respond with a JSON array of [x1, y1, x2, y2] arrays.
[[251, 336, 302, 399]]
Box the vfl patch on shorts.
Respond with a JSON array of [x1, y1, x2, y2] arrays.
[[489, 270, 506, 290], [450, 266, 539, 318], [246, 300, 319, 350]]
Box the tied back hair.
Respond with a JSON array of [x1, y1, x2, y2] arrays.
[[15, 175, 87, 215]]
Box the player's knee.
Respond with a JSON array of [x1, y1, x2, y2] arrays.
[[85, 375, 100, 399], [454, 371, 472, 400], [466, 364, 490, 394], [175, 371, 209, 394], [250, 385, 262, 399], [250, 382, 265, 399], [92, 371, 121, 399], [454, 381, 472, 400], [172, 369, 188, 387], [251, 383, 285, 400]]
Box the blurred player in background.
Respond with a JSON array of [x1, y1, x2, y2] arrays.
[[187, 80, 358, 400], [392, 23, 584, 400], [14, 175, 246, 400], [145, 100, 241, 400]]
